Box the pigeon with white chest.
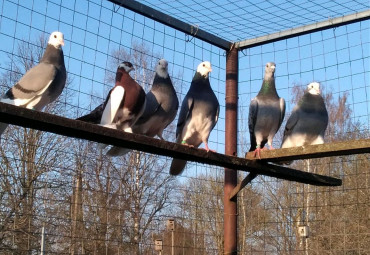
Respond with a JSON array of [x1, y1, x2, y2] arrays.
[[248, 62, 285, 158], [169, 61, 219, 176], [281, 82, 328, 149], [77, 62, 146, 156], [0, 31, 66, 136]]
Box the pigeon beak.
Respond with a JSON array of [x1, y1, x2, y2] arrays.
[[60, 38, 65, 47], [209, 68, 213, 72]]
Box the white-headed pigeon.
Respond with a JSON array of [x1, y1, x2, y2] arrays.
[[281, 82, 328, 149], [0, 31, 66, 135], [169, 61, 219, 176]]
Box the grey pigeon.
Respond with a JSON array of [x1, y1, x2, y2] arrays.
[[169, 61, 219, 176], [0, 31, 66, 135], [281, 82, 328, 149], [132, 59, 179, 139], [248, 62, 285, 158]]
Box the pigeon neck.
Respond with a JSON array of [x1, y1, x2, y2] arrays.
[[193, 71, 209, 82], [41, 44, 64, 65], [258, 78, 278, 97], [115, 68, 129, 83], [153, 74, 171, 87], [191, 72, 210, 89]]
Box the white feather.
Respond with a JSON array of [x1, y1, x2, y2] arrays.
[[100, 86, 125, 126]]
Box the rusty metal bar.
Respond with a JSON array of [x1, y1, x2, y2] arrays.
[[245, 139, 370, 162], [107, 0, 232, 50], [0, 102, 342, 186], [224, 47, 238, 255]]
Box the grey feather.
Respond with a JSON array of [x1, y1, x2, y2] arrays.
[[0, 31, 66, 136], [248, 62, 285, 154], [170, 61, 219, 176], [281, 82, 328, 149]]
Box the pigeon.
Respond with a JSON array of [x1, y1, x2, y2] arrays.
[[169, 61, 219, 176], [248, 62, 285, 158], [132, 59, 179, 139], [77, 61, 146, 156], [0, 31, 66, 136], [281, 82, 328, 149]]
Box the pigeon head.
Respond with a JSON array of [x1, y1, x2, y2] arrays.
[[48, 31, 64, 48], [197, 61, 212, 78], [264, 62, 276, 79], [156, 59, 169, 78], [119, 61, 135, 73], [307, 82, 321, 95]]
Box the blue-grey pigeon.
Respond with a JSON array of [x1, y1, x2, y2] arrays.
[[132, 58, 179, 139], [0, 31, 66, 136], [281, 82, 328, 149], [248, 62, 285, 158], [169, 61, 219, 176]]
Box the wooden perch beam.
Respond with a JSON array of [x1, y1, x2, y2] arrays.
[[0, 102, 341, 186], [245, 139, 370, 162]]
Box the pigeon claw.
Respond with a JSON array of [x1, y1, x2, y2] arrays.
[[204, 143, 216, 153], [253, 148, 263, 159]]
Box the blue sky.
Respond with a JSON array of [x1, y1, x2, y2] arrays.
[[0, 0, 369, 176]]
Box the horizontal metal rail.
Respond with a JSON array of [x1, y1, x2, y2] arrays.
[[0, 102, 341, 186], [108, 0, 232, 50], [236, 9, 370, 49]]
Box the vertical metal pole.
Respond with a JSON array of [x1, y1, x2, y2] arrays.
[[171, 231, 174, 255], [40, 226, 45, 255], [224, 46, 238, 254]]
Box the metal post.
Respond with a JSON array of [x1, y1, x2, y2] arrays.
[[172, 231, 174, 255], [40, 226, 45, 255], [166, 219, 175, 255], [224, 46, 238, 254]]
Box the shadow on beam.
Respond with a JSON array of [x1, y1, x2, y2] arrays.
[[0, 102, 342, 187]]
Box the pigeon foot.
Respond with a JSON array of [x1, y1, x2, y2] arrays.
[[253, 148, 263, 159]]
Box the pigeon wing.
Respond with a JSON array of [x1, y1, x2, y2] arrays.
[[282, 108, 299, 144], [176, 94, 194, 141], [248, 98, 258, 151], [279, 97, 286, 128], [135, 91, 160, 125], [5, 63, 57, 105]]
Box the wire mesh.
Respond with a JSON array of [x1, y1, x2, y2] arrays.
[[135, 0, 369, 42], [0, 0, 369, 254], [238, 19, 369, 254]]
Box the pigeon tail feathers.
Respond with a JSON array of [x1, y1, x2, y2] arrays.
[[169, 159, 187, 176], [0, 122, 8, 137]]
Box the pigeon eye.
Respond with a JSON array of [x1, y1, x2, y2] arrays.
[[203, 64, 205, 67], [54, 35, 57, 38]]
